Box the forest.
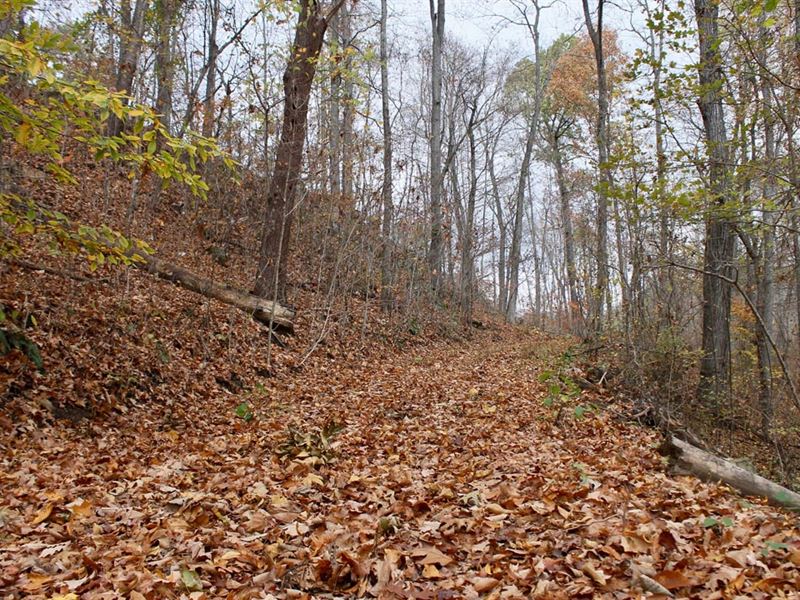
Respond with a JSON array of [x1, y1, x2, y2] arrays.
[[1, 0, 800, 597]]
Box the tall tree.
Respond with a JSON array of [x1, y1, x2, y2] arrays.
[[428, 0, 446, 297], [201, 0, 220, 138], [153, 0, 178, 136], [108, 0, 148, 137], [581, 0, 611, 334], [379, 0, 394, 309], [505, 0, 546, 321], [253, 0, 346, 301], [694, 0, 735, 405]]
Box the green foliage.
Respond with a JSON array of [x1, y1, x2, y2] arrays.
[[538, 369, 580, 411], [573, 405, 589, 419], [505, 34, 576, 117], [407, 318, 420, 336], [761, 540, 790, 556], [0, 0, 235, 264], [234, 402, 254, 422], [0, 194, 153, 267], [0, 303, 43, 371], [703, 515, 734, 529]]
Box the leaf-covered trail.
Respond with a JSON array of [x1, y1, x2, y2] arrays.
[[2, 333, 799, 599]]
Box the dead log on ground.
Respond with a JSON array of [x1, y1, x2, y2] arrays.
[[132, 253, 295, 331], [659, 435, 800, 510]]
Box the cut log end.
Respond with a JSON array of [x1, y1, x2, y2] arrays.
[[253, 306, 294, 333]]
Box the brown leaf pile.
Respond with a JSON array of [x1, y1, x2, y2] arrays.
[[2, 331, 799, 599]]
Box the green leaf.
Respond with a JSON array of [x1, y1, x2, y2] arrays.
[[764, 0, 778, 11], [537, 370, 554, 383], [235, 402, 254, 421], [702, 516, 719, 528], [180, 568, 203, 591], [574, 405, 587, 419]]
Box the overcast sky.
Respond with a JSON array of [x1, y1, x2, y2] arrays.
[[387, 0, 646, 59]]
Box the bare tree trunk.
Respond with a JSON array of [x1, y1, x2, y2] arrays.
[[660, 436, 800, 509], [339, 2, 354, 199], [695, 0, 735, 407], [506, 117, 536, 321], [150, 0, 178, 206], [254, 0, 344, 300], [525, 176, 543, 326], [379, 0, 394, 310], [651, 0, 673, 329], [460, 106, 479, 323], [328, 11, 342, 195], [202, 0, 220, 138], [154, 0, 177, 135], [428, 0, 445, 296], [489, 152, 507, 312], [108, 0, 148, 137], [136, 253, 294, 330], [551, 123, 581, 334], [581, 0, 611, 336], [506, 3, 544, 321], [755, 22, 777, 438]]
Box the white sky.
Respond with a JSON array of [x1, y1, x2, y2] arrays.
[[387, 0, 637, 54]]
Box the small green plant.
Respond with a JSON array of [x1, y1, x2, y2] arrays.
[[573, 405, 589, 419], [0, 304, 43, 372], [408, 318, 421, 336], [702, 515, 734, 531], [276, 420, 344, 465], [760, 540, 790, 557], [538, 368, 580, 409], [234, 402, 254, 422]]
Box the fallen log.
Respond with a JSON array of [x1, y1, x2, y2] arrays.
[[659, 436, 800, 510], [1, 194, 295, 330], [132, 253, 295, 332]]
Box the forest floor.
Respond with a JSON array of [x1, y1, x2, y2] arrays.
[[1, 325, 799, 599]]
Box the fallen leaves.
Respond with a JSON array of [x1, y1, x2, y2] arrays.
[[410, 546, 453, 566], [30, 502, 53, 525], [2, 334, 799, 598]]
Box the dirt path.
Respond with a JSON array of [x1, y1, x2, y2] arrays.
[[1, 334, 798, 599]]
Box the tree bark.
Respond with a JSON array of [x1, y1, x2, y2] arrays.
[[153, 0, 177, 135], [506, 116, 536, 321], [428, 0, 446, 297], [660, 436, 800, 509], [379, 0, 394, 310], [506, 3, 544, 321], [108, 0, 148, 137], [755, 21, 777, 438], [202, 0, 220, 138], [339, 2, 354, 199], [460, 105, 479, 323], [581, 0, 611, 336], [695, 0, 735, 407], [488, 148, 507, 312], [549, 116, 582, 334], [253, 0, 344, 301], [328, 11, 342, 195], [150, 0, 178, 206], [134, 253, 295, 330]]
